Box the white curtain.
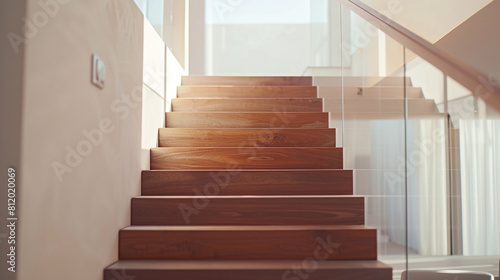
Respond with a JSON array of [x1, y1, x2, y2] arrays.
[[372, 119, 449, 255], [362, 118, 500, 255], [406, 119, 449, 255], [460, 120, 500, 255]]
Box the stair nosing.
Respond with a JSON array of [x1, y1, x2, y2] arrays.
[[121, 225, 375, 231], [142, 169, 352, 172], [105, 259, 392, 270], [133, 195, 364, 199]]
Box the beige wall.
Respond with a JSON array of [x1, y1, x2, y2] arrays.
[[16, 0, 164, 279], [360, 0, 492, 43], [345, 0, 498, 108], [388, 0, 500, 110], [347, 0, 492, 81], [0, 1, 27, 279], [142, 17, 167, 169], [164, 0, 193, 74], [435, 0, 500, 85], [189, 0, 205, 75], [171, 0, 189, 71]]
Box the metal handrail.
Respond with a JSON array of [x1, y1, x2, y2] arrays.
[[338, 0, 500, 112]]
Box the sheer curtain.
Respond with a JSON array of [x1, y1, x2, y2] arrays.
[[392, 119, 449, 255], [408, 119, 449, 255], [375, 119, 449, 255], [460, 120, 500, 255]]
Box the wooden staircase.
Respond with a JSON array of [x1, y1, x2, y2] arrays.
[[104, 76, 392, 280]]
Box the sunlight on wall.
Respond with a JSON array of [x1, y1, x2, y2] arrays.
[[205, 0, 311, 75]]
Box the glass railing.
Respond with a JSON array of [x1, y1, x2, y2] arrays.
[[405, 51, 500, 279], [134, 0, 165, 38], [312, 0, 500, 279], [357, 0, 492, 43]]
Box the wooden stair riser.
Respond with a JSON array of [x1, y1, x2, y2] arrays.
[[119, 226, 377, 260], [165, 112, 329, 128], [150, 147, 343, 170], [172, 98, 323, 112], [131, 196, 364, 225], [182, 76, 312, 86], [158, 128, 335, 147], [141, 170, 353, 196], [177, 86, 318, 98]]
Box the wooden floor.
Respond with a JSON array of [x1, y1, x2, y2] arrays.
[[104, 76, 393, 280]]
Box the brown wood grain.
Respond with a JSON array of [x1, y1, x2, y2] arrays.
[[104, 75, 392, 279], [141, 170, 353, 196], [104, 260, 392, 280], [172, 98, 323, 112], [158, 128, 335, 147], [131, 195, 364, 225], [181, 76, 312, 86], [165, 112, 329, 128], [150, 147, 343, 170], [119, 225, 377, 260], [177, 86, 318, 98]]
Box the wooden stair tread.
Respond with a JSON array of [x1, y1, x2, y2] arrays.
[[177, 85, 318, 98], [106, 259, 392, 270], [104, 260, 392, 280], [134, 195, 363, 199], [150, 147, 343, 170], [182, 76, 312, 86], [165, 112, 329, 128], [172, 98, 323, 112], [175, 97, 319, 99], [142, 168, 350, 171], [158, 128, 335, 147], [141, 169, 353, 196], [121, 224, 374, 231]]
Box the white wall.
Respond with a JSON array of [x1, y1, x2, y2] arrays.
[[204, 0, 311, 76], [206, 24, 311, 76], [16, 0, 165, 279]]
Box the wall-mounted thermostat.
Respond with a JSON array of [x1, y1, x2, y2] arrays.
[[91, 54, 106, 89]]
